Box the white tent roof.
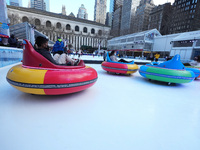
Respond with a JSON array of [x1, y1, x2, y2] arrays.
[[172, 30, 200, 41]]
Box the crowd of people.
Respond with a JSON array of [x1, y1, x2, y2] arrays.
[[2, 34, 200, 67]]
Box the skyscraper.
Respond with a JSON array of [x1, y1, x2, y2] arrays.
[[169, 0, 200, 34], [105, 12, 112, 26], [148, 3, 172, 35], [114, 0, 124, 12], [120, 0, 140, 35], [110, 0, 114, 12], [9, 0, 22, 6], [62, 5, 66, 15], [94, 0, 107, 24], [77, 4, 88, 19], [111, 5, 122, 37], [30, 0, 46, 11], [44, 0, 49, 11], [131, 0, 155, 33]]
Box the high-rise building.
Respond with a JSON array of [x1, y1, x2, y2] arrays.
[[109, 0, 124, 29], [9, 0, 22, 6], [110, 0, 114, 12], [44, 0, 49, 11], [108, 0, 114, 27], [105, 12, 112, 26], [30, 0, 46, 11], [94, 0, 107, 24], [114, 0, 124, 12], [148, 3, 172, 35], [62, 5, 66, 15], [77, 4, 88, 19], [109, 0, 124, 37], [111, 6, 122, 37], [169, 0, 200, 34], [120, 0, 140, 35], [131, 0, 155, 33]]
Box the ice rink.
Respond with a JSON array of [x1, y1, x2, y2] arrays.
[[0, 62, 200, 150]]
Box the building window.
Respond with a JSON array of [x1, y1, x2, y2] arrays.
[[66, 24, 71, 30], [75, 26, 79, 31], [35, 18, 40, 26], [46, 21, 51, 27], [83, 27, 87, 33], [22, 16, 29, 23], [98, 30, 102, 36], [56, 22, 62, 29], [174, 40, 193, 47], [91, 28, 95, 34]]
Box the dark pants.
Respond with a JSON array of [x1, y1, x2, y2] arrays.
[[53, 51, 64, 55], [183, 63, 191, 66], [118, 59, 131, 63]]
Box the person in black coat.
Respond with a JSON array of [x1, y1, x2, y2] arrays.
[[8, 34, 18, 47], [35, 36, 58, 65]]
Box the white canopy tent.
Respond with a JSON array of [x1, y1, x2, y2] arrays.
[[172, 30, 200, 41], [170, 30, 200, 61]]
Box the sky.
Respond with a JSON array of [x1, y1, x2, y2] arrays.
[[21, 0, 175, 21]]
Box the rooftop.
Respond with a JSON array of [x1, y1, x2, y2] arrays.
[[7, 5, 110, 28]]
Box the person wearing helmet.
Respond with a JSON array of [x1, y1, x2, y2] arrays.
[[52, 37, 64, 55]]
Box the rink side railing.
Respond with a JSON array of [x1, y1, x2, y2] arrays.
[[0, 46, 23, 68]]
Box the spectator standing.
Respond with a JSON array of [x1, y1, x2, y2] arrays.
[[52, 37, 64, 55], [103, 51, 106, 61], [78, 49, 82, 58], [8, 34, 18, 47], [154, 53, 160, 62]]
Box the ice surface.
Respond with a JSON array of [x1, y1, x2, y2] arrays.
[[0, 62, 200, 150]]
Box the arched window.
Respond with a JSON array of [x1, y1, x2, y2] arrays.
[[22, 16, 29, 23], [35, 18, 41, 26], [98, 30, 102, 36], [46, 20, 51, 27], [56, 22, 62, 29], [83, 27, 87, 33], [66, 24, 71, 30], [91, 28, 95, 34], [75, 26, 79, 31]]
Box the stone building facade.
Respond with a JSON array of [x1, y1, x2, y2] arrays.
[[7, 5, 111, 50]]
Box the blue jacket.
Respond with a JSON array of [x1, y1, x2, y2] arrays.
[[52, 41, 64, 52]]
